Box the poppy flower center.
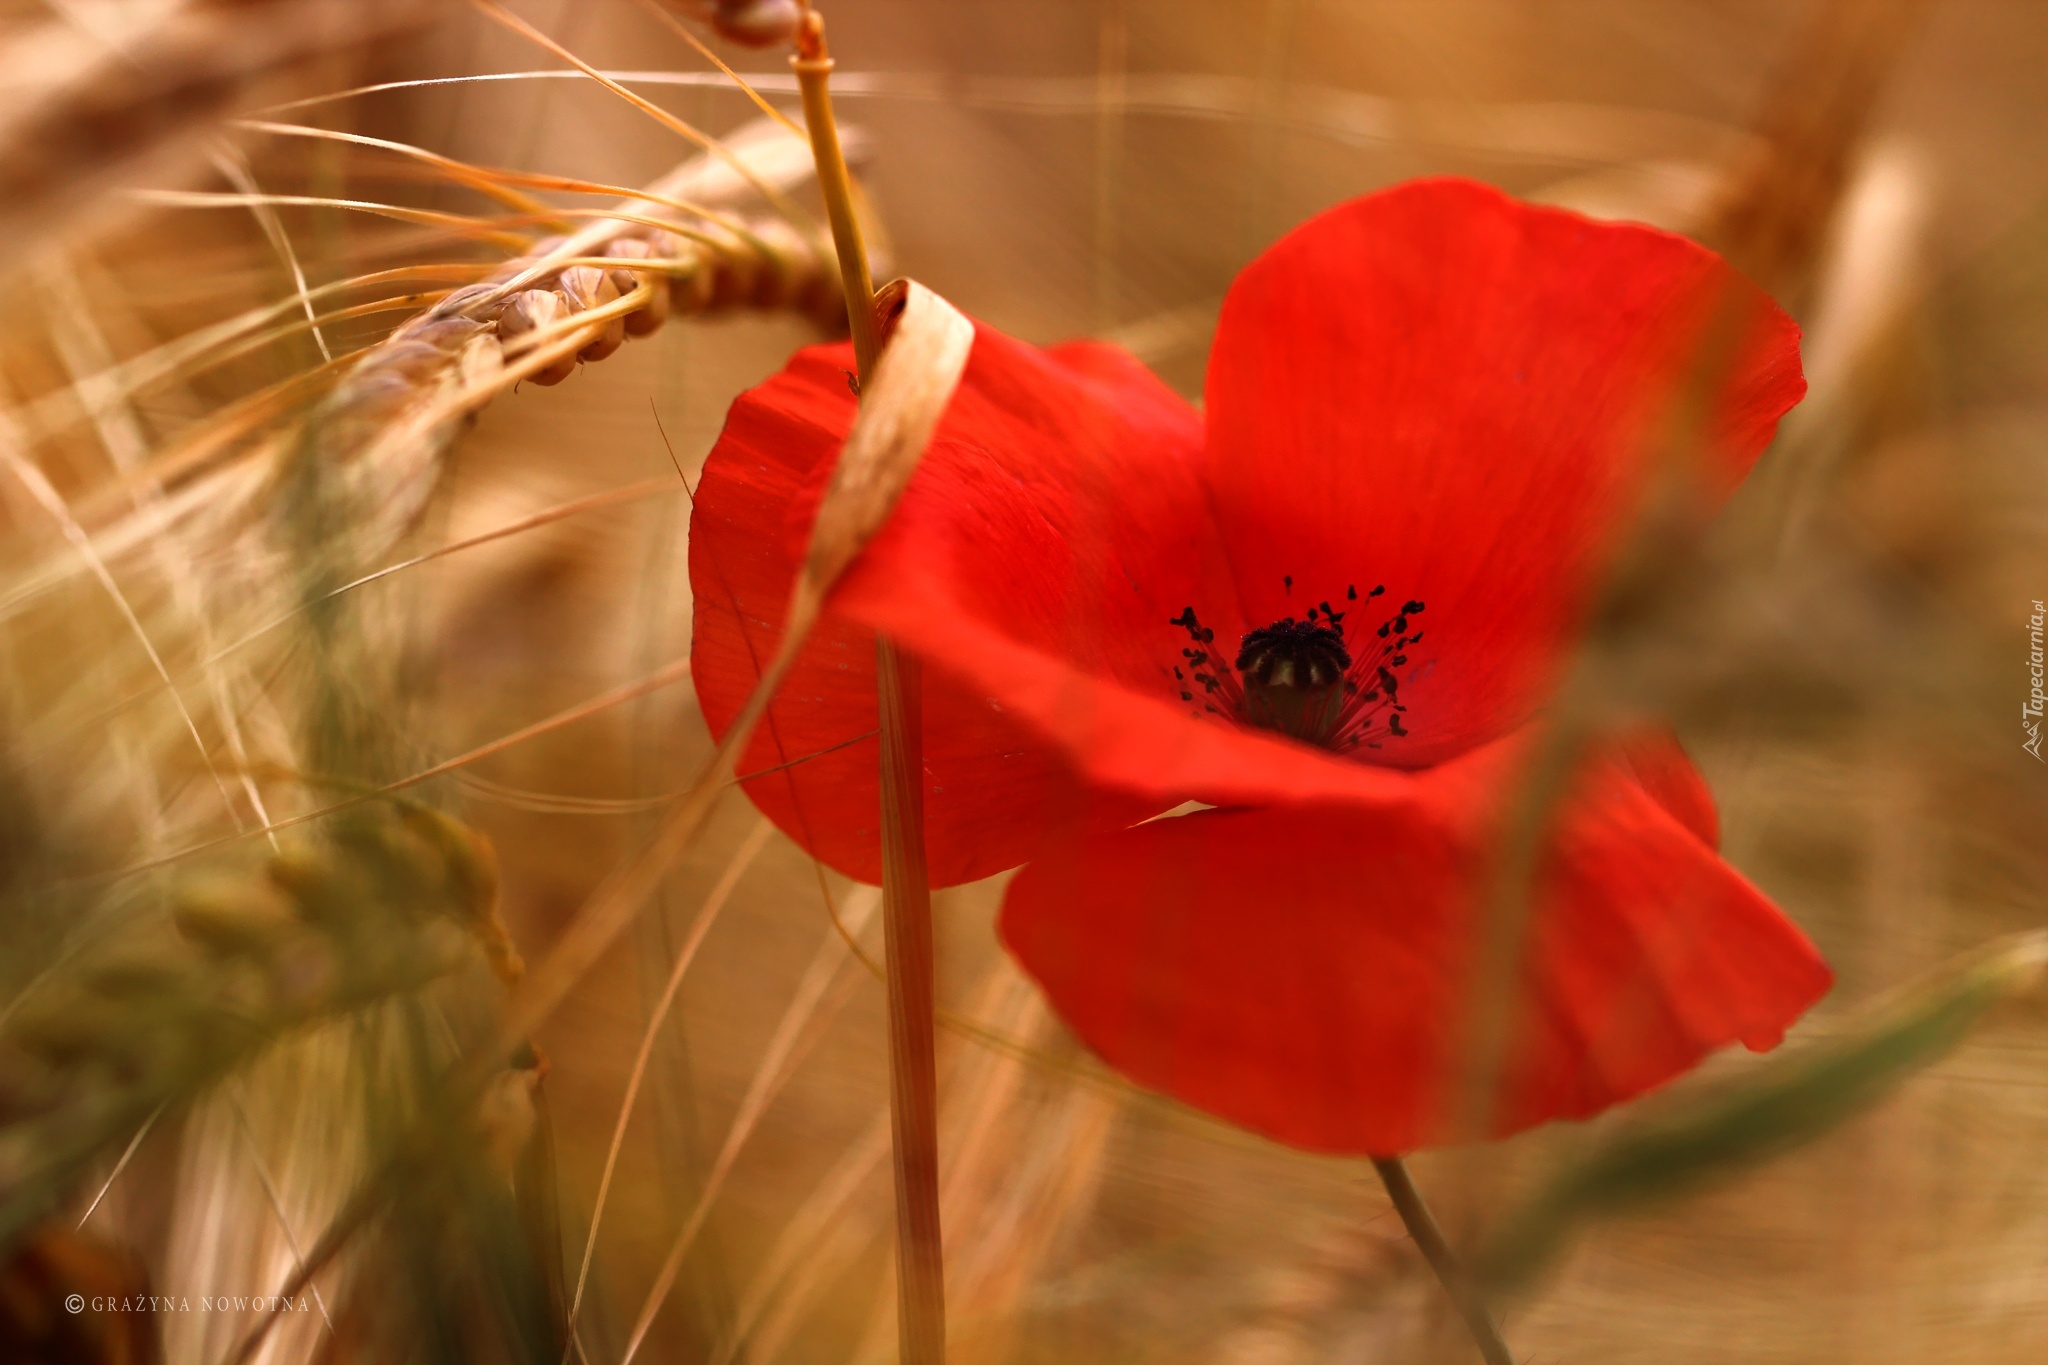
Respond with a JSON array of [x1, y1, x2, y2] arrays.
[[1168, 583, 1426, 755], [1236, 618, 1351, 745]]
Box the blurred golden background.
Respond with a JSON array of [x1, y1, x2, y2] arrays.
[[3, 2, 2047, 1362]]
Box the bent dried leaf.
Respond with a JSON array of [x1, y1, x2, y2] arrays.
[[798, 279, 976, 615]]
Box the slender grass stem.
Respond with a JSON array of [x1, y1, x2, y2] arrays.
[[1371, 1157, 1516, 1365], [793, 18, 881, 378], [874, 641, 944, 1364], [794, 11, 944, 1362]]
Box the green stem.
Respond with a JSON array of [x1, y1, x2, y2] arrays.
[[1371, 1157, 1516, 1365]]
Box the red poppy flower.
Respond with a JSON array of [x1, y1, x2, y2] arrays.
[[690, 177, 1831, 1154]]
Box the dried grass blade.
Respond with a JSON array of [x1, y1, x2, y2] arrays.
[[0, 412, 243, 826], [638, 2, 806, 139], [230, 121, 559, 221], [34, 257, 281, 842], [78, 657, 697, 887], [233, 120, 760, 237], [876, 640, 943, 1365], [615, 888, 885, 1365], [562, 818, 774, 1345], [494, 278, 971, 1053], [787, 55, 953, 1346], [467, 0, 814, 232], [74, 1102, 166, 1229], [711, 1116, 891, 1365], [208, 144, 334, 362], [791, 49, 966, 1351], [228, 1092, 336, 1334], [631, 0, 807, 138], [130, 188, 533, 249], [252, 67, 1748, 170]]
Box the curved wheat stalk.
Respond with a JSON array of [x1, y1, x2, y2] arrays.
[[7, 113, 852, 622]]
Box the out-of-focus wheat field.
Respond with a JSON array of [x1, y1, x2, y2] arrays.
[[3, 2, 2047, 1363]]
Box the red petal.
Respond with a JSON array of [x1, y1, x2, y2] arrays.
[[999, 733, 1830, 1154], [1613, 726, 1720, 848], [839, 182, 1808, 823], [689, 329, 1199, 885], [1204, 178, 1806, 767]]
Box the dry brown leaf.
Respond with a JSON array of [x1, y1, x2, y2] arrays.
[[795, 279, 976, 619]]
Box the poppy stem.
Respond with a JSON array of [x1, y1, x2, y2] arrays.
[[1371, 1156, 1517, 1365], [793, 12, 946, 1364]]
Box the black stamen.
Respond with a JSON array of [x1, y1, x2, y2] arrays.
[[1163, 582, 1427, 755]]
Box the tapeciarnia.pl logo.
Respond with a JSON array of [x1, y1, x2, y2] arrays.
[[2026, 599, 2045, 761]]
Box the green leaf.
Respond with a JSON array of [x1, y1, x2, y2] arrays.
[[1477, 930, 2048, 1290]]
